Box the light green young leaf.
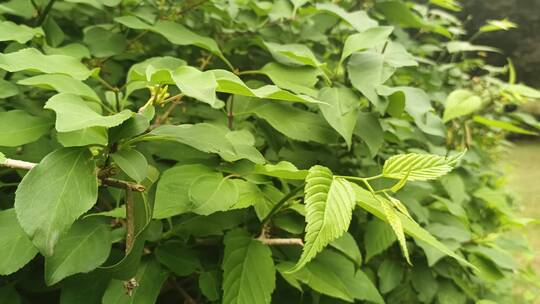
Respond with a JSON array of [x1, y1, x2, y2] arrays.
[[0, 110, 52, 147], [429, 0, 461, 11], [479, 19, 517, 33], [318, 87, 360, 148], [45, 217, 111, 285], [473, 116, 537, 135], [443, 89, 483, 122], [0, 152, 5, 164], [0, 21, 43, 43], [172, 66, 222, 108], [18, 74, 100, 102], [222, 229, 275, 304], [189, 175, 239, 215], [154, 164, 217, 219], [263, 41, 320, 67], [0, 48, 92, 80], [253, 161, 308, 180], [380, 196, 410, 264], [353, 184, 472, 267], [111, 149, 148, 183], [0, 209, 38, 275], [289, 166, 356, 272], [341, 26, 394, 63], [0, 78, 19, 98], [382, 152, 464, 181], [45, 93, 132, 132], [446, 41, 499, 53], [127, 56, 186, 84], [316, 3, 378, 32], [102, 258, 168, 304], [15, 148, 98, 256]]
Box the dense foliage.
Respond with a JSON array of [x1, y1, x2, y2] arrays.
[[0, 0, 539, 303]]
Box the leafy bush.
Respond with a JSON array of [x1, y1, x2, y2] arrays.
[[0, 0, 539, 303]]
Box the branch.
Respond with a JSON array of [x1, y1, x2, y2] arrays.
[[1, 158, 145, 192], [258, 236, 304, 246]]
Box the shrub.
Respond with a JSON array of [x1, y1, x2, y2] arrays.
[[0, 0, 539, 303]]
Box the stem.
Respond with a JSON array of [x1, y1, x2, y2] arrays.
[[227, 96, 234, 130], [260, 183, 305, 228], [2, 159, 36, 170], [258, 237, 304, 246], [36, 0, 56, 26]]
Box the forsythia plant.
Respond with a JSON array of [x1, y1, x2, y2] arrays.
[[0, 0, 539, 303]]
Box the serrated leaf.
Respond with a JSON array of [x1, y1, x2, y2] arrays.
[[0, 21, 43, 43], [18, 74, 100, 102], [443, 89, 483, 122], [44, 217, 112, 285], [479, 19, 517, 33], [111, 149, 148, 182], [0, 48, 92, 80], [0, 209, 38, 275], [353, 184, 472, 267], [45, 93, 132, 132], [289, 166, 356, 272], [382, 152, 463, 181], [379, 196, 411, 264], [0, 110, 52, 147], [15, 148, 98, 256], [222, 229, 275, 304]]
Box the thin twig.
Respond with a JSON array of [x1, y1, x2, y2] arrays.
[[36, 0, 56, 26], [178, 0, 210, 15], [260, 183, 305, 228], [170, 278, 196, 304], [1, 158, 145, 192], [258, 237, 304, 246], [227, 96, 234, 130]]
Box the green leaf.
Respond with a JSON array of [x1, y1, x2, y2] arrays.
[[147, 123, 264, 163], [189, 175, 239, 215], [379, 195, 410, 264], [354, 112, 384, 156], [466, 245, 518, 270], [115, 16, 230, 66], [0, 285, 22, 304], [316, 3, 378, 32], [60, 272, 111, 304], [101, 258, 168, 304], [83, 26, 126, 58], [222, 229, 275, 304], [258, 62, 321, 96], [330, 232, 362, 265], [446, 41, 499, 53], [289, 166, 356, 272], [378, 259, 404, 294], [251, 102, 336, 144], [364, 218, 397, 261], [479, 19, 517, 33], [278, 250, 355, 302], [15, 148, 98, 256], [111, 149, 148, 183], [199, 270, 221, 301], [0, 48, 92, 80], [0, 78, 19, 98], [0, 21, 43, 43], [45, 93, 132, 132], [155, 242, 201, 276], [45, 217, 112, 285], [341, 26, 394, 63], [429, 0, 461, 11], [351, 270, 385, 304], [0, 110, 51, 147], [443, 89, 482, 122], [473, 116, 537, 135], [353, 184, 472, 267], [263, 41, 320, 67], [0, 152, 5, 164], [382, 152, 464, 181], [127, 56, 186, 85], [347, 51, 387, 111], [154, 164, 217, 219], [253, 161, 308, 180], [18, 74, 101, 102], [0, 209, 38, 275], [57, 127, 108, 147], [318, 87, 360, 148], [171, 66, 222, 108]]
